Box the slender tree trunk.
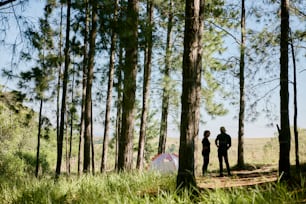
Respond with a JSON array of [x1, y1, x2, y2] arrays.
[[118, 0, 138, 171], [290, 30, 299, 171], [68, 70, 75, 175], [101, 0, 118, 173], [91, 103, 95, 174], [56, 4, 63, 151], [177, 0, 204, 190], [136, 0, 153, 170], [158, 0, 173, 155], [78, 0, 89, 176], [35, 99, 43, 177], [56, 0, 71, 177], [279, 0, 291, 180], [114, 43, 123, 170], [65, 112, 69, 174], [237, 0, 245, 168], [84, 0, 98, 173]]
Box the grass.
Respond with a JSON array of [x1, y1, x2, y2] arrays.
[[1, 170, 306, 203], [1, 130, 306, 203]]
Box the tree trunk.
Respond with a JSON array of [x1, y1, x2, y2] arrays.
[[56, 0, 71, 178], [279, 0, 291, 181], [118, 0, 138, 171], [114, 43, 123, 171], [91, 103, 95, 175], [35, 99, 43, 177], [237, 0, 245, 168], [177, 0, 204, 190], [65, 112, 69, 174], [136, 0, 153, 170], [158, 0, 173, 155], [101, 0, 118, 173], [68, 70, 75, 175], [56, 4, 63, 156], [78, 0, 89, 176], [290, 31, 299, 171], [83, 0, 98, 173]]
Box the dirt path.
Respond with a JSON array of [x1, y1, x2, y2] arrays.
[[197, 165, 278, 189]]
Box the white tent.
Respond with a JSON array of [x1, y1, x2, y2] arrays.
[[149, 153, 179, 174]]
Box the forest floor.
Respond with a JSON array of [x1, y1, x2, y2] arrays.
[[196, 164, 278, 189]]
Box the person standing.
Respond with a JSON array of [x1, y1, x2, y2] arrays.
[[215, 126, 232, 177], [201, 130, 211, 176]]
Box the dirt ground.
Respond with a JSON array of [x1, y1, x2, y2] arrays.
[[196, 165, 278, 189]]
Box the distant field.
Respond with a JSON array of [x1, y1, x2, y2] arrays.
[[166, 128, 306, 176]]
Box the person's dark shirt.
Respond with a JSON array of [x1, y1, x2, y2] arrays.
[[215, 132, 231, 151], [202, 137, 210, 156]]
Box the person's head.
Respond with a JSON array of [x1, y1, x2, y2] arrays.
[[220, 126, 226, 133], [204, 130, 210, 138]]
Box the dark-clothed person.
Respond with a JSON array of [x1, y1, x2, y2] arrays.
[[202, 130, 211, 176], [215, 126, 231, 176]]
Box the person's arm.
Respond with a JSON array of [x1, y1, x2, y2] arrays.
[[227, 135, 231, 149], [215, 136, 219, 147]]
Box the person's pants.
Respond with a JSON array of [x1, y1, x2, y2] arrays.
[[218, 150, 230, 175], [202, 155, 209, 175]]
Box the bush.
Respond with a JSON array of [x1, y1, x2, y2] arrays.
[[0, 152, 27, 180]]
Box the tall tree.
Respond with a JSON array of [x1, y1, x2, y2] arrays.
[[114, 43, 123, 170], [237, 0, 245, 168], [77, 0, 89, 175], [83, 0, 98, 173], [118, 0, 139, 171], [101, 0, 119, 173], [67, 68, 76, 175], [56, 0, 71, 177], [290, 30, 299, 171], [35, 98, 43, 177], [17, 1, 57, 178], [158, 0, 173, 154], [56, 3, 64, 169], [279, 0, 291, 180], [136, 0, 153, 170], [177, 0, 204, 190]]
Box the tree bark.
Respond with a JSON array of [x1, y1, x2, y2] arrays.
[[279, 0, 291, 180], [83, 0, 98, 173], [78, 0, 89, 176], [101, 0, 118, 173], [136, 0, 153, 170], [91, 103, 95, 174], [237, 0, 245, 168], [35, 99, 43, 178], [56, 4, 63, 161], [118, 0, 138, 171], [56, 0, 71, 178], [158, 0, 173, 155], [114, 42, 123, 171], [67, 71, 75, 175], [177, 0, 204, 190], [290, 31, 299, 171]]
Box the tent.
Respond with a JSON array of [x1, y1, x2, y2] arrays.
[[149, 153, 179, 174]]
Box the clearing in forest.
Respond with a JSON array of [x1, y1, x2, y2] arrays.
[[197, 165, 278, 189]]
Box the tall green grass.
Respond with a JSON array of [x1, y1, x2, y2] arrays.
[[1, 171, 306, 203]]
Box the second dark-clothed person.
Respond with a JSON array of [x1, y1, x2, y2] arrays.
[[215, 126, 231, 176], [202, 130, 211, 176]]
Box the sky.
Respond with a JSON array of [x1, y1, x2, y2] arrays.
[[0, 1, 305, 139]]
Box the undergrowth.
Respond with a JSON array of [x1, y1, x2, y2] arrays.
[[1, 171, 306, 204]]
